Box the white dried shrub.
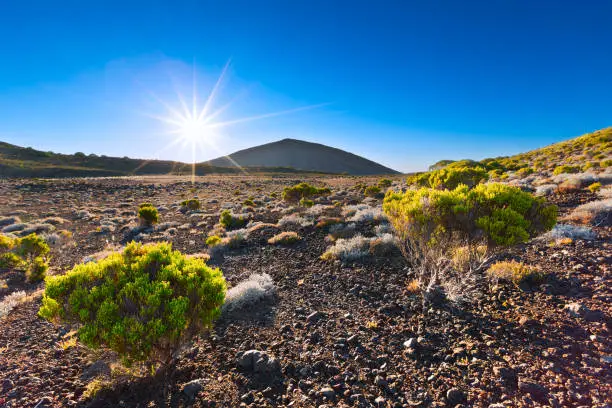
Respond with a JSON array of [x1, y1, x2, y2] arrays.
[[374, 223, 393, 236], [327, 222, 356, 240], [598, 186, 612, 199], [306, 204, 333, 216], [566, 198, 612, 226], [369, 233, 399, 256], [323, 234, 371, 262], [535, 184, 558, 196], [75, 210, 93, 220], [0, 291, 27, 320], [156, 221, 181, 232], [346, 206, 386, 224], [540, 224, 597, 241], [342, 204, 369, 218], [222, 273, 276, 314], [277, 214, 314, 228]]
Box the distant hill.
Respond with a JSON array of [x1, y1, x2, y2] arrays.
[[205, 138, 399, 175], [0, 141, 328, 178], [422, 127, 611, 178]]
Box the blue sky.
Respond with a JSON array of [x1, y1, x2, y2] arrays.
[[0, 0, 610, 172]]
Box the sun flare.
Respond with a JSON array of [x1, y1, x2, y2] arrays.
[[146, 60, 328, 183]]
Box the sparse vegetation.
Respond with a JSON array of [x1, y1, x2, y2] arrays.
[[377, 178, 393, 189], [364, 185, 382, 198], [38, 242, 226, 365], [588, 182, 602, 193], [0, 233, 50, 282], [487, 260, 545, 286], [206, 235, 222, 247], [222, 273, 275, 314], [383, 183, 557, 300], [553, 165, 580, 175], [282, 182, 331, 203], [219, 210, 246, 230], [268, 231, 301, 245], [180, 198, 201, 211], [138, 204, 159, 226]]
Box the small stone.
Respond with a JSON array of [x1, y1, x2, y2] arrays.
[[375, 375, 388, 388], [319, 387, 336, 400], [182, 379, 205, 399], [240, 392, 254, 404], [518, 381, 548, 403], [307, 311, 325, 323], [375, 396, 386, 406], [493, 366, 517, 387], [403, 338, 417, 349], [565, 302, 588, 318], [446, 388, 466, 405]]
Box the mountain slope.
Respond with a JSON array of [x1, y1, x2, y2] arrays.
[[205, 138, 399, 175], [0, 142, 323, 178]]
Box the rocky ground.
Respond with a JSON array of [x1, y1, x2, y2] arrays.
[[0, 175, 610, 408]]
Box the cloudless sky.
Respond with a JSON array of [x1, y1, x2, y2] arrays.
[[0, 0, 610, 172]]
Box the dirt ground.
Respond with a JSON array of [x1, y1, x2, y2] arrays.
[[0, 175, 610, 408]]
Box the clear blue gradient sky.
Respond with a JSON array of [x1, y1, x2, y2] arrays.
[[0, 0, 610, 172]]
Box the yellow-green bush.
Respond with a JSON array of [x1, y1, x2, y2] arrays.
[[219, 210, 246, 230], [383, 183, 557, 261], [138, 204, 158, 226], [282, 183, 331, 203], [206, 235, 222, 247], [39, 242, 226, 365], [377, 179, 393, 189], [588, 182, 602, 193], [299, 198, 315, 208], [553, 165, 580, 175], [487, 260, 545, 286], [180, 199, 200, 211], [408, 165, 488, 190], [364, 185, 382, 198], [0, 233, 50, 282]]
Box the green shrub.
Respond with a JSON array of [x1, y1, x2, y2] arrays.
[[180, 199, 200, 211], [206, 235, 222, 247], [377, 179, 393, 189], [428, 166, 488, 189], [364, 185, 382, 198], [39, 242, 226, 365], [0, 234, 50, 282], [282, 183, 331, 203], [383, 183, 556, 297], [516, 167, 534, 177], [408, 166, 488, 190], [243, 198, 256, 207], [553, 165, 580, 175], [138, 204, 159, 226], [588, 182, 602, 193], [602, 159, 612, 168], [219, 210, 246, 230], [299, 198, 315, 208], [487, 260, 545, 286]]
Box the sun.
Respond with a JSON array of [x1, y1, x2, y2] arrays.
[[179, 118, 209, 143], [145, 60, 329, 183]]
